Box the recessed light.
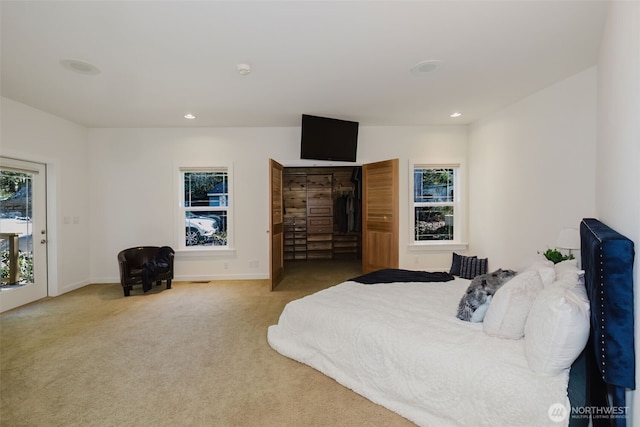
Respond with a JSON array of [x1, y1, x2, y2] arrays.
[[184, 113, 196, 120], [60, 59, 100, 75], [450, 112, 462, 118], [410, 60, 442, 74]]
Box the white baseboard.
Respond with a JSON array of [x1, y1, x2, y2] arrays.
[[89, 273, 269, 285], [175, 273, 269, 282], [58, 279, 90, 295]]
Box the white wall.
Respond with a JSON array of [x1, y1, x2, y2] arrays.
[[467, 67, 597, 270], [358, 126, 469, 270], [88, 125, 468, 282], [596, 1, 640, 423], [1, 97, 91, 295], [88, 127, 298, 282]]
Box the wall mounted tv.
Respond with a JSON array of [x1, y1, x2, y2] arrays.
[[300, 114, 359, 162]]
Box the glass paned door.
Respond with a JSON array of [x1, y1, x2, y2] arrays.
[[0, 158, 47, 312]]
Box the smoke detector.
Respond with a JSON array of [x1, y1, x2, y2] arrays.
[[410, 59, 442, 74], [237, 63, 251, 76], [60, 59, 101, 75]]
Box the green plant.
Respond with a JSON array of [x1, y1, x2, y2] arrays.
[[540, 248, 574, 264], [1, 250, 33, 284]]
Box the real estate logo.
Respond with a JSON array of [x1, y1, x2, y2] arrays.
[[548, 403, 629, 422], [548, 403, 568, 423]]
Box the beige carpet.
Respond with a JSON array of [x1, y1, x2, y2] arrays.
[[1, 260, 414, 427]]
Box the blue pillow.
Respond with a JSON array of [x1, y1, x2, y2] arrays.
[[470, 295, 493, 322]]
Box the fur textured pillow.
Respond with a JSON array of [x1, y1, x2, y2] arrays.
[[483, 270, 544, 339], [456, 269, 517, 321]]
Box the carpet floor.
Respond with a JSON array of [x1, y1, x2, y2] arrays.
[[0, 259, 414, 427]]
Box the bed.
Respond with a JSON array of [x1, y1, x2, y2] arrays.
[[267, 218, 635, 426]]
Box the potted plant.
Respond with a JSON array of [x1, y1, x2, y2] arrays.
[[540, 248, 574, 264]]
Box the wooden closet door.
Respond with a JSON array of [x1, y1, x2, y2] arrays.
[[362, 159, 399, 273], [269, 159, 284, 290]]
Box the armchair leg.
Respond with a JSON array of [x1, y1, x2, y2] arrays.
[[166, 279, 172, 290], [123, 286, 131, 297]]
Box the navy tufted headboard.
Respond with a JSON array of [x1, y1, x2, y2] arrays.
[[580, 218, 635, 427]]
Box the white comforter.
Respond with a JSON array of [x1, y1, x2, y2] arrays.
[[267, 278, 569, 427]]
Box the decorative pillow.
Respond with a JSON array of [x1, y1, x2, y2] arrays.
[[524, 279, 590, 376], [470, 295, 492, 323], [552, 270, 585, 290], [483, 270, 544, 339], [460, 256, 488, 280], [523, 256, 556, 287], [554, 259, 580, 281], [456, 269, 517, 321], [449, 253, 476, 276]]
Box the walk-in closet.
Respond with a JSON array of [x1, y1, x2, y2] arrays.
[[283, 166, 362, 266]]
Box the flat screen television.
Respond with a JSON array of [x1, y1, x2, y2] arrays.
[[300, 114, 359, 162]]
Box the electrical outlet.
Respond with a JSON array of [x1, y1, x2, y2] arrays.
[[223, 262, 229, 270]]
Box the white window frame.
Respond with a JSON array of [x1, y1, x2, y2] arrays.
[[176, 164, 234, 254], [409, 160, 467, 251]]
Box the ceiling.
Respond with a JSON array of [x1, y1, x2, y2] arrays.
[[0, 1, 609, 128]]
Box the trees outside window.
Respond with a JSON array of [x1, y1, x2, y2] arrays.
[[181, 169, 230, 249], [413, 167, 457, 242]]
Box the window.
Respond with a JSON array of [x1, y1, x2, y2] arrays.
[[411, 164, 463, 245], [180, 168, 230, 249]]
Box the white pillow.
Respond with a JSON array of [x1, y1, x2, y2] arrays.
[[483, 270, 543, 339], [555, 257, 577, 270], [555, 259, 580, 282], [524, 281, 590, 376], [552, 269, 585, 290], [523, 255, 556, 287]]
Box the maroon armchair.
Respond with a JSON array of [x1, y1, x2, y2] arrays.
[[117, 246, 174, 297]]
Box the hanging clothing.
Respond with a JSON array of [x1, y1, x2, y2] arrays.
[[334, 193, 359, 233], [351, 167, 362, 200], [346, 194, 355, 232], [335, 194, 348, 233]]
